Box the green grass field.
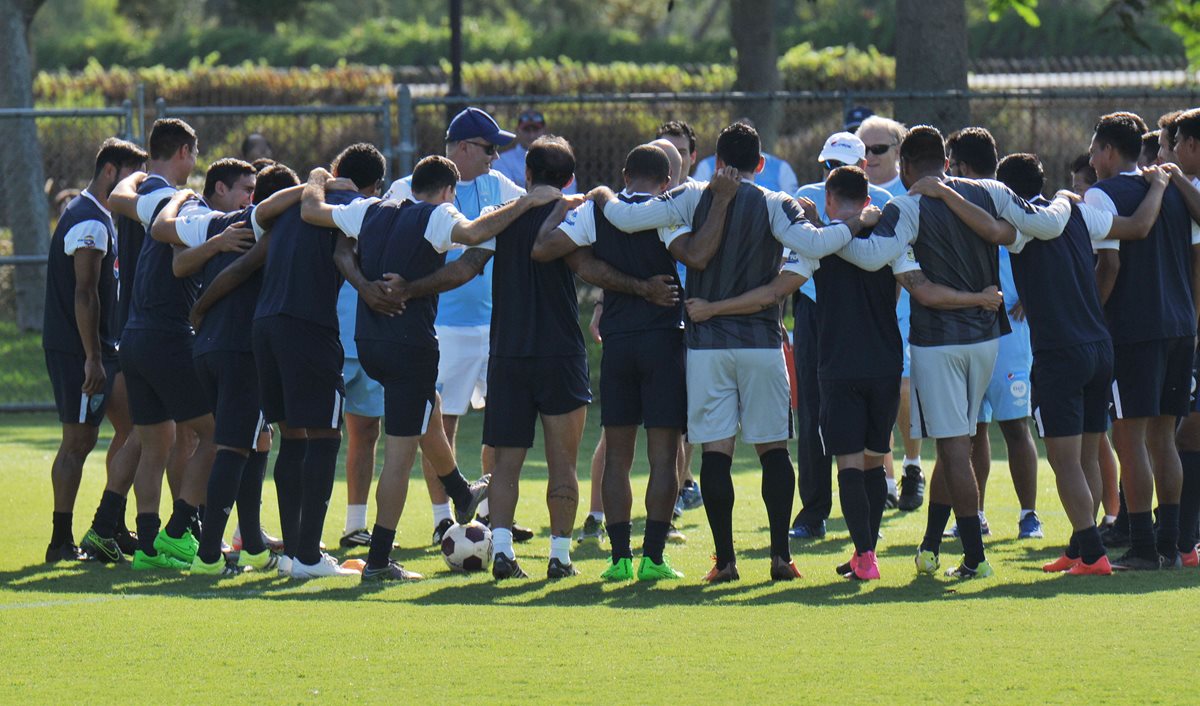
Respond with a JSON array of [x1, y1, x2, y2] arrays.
[[1, 410, 1197, 704]]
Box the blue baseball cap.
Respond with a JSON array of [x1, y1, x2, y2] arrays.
[[844, 106, 874, 131], [445, 107, 516, 146]]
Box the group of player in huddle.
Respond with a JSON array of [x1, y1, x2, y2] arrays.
[[39, 100, 1200, 584]]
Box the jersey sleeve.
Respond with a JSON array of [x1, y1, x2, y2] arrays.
[[981, 179, 1070, 240], [135, 187, 177, 228], [424, 203, 469, 253], [781, 248, 817, 279], [557, 201, 597, 247], [602, 182, 700, 233], [175, 209, 222, 248], [767, 192, 852, 258], [382, 177, 413, 203], [837, 197, 917, 271], [889, 245, 921, 275], [1076, 202, 1115, 241], [63, 219, 110, 256], [330, 197, 379, 239]]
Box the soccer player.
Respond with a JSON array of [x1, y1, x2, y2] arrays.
[[531, 143, 691, 581], [1084, 112, 1199, 570], [692, 119, 799, 194], [1141, 130, 1162, 168], [494, 109, 578, 195], [44, 138, 147, 562], [909, 153, 1171, 575]]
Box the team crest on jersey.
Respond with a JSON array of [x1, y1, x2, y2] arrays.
[[563, 207, 581, 227], [80, 234, 97, 249]]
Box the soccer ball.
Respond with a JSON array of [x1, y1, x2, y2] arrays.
[[440, 521, 492, 572]]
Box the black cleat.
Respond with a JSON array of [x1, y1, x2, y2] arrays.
[[547, 558, 579, 579], [81, 528, 123, 563], [492, 553, 528, 580], [454, 475, 490, 525], [1111, 548, 1165, 571], [113, 527, 139, 557], [477, 514, 535, 543], [898, 464, 925, 512], [340, 528, 373, 549], [361, 560, 424, 583], [45, 542, 86, 564], [1099, 522, 1130, 549], [884, 493, 900, 510], [431, 518, 454, 546]]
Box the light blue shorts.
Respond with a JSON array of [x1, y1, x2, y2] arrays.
[[978, 357, 1031, 423], [343, 357, 384, 418]]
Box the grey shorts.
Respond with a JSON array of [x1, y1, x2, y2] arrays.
[[686, 348, 792, 445], [909, 339, 999, 440]]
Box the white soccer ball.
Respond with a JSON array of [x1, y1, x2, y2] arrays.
[[440, 521, 493, 572]]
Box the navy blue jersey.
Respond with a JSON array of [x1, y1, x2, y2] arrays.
[[114, 174, 172, 335], [122, 178, 198, 335], [43, 192, 119, 357], [1094, 176, 1197, 344], [1009, 200, 1111, 353], [355, 201, 447, 350], [254, 189, 359, 331], [487, 202, 586, 358], [193, 206, 262, 356], [814, 236, 902, 380]]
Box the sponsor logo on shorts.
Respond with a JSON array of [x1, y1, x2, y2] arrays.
[[1010, 380, 1028, 399]]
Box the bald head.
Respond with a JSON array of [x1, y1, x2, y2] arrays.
[[649, 138, 684, 187]]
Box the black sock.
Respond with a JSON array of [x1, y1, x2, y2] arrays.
[[683, 479, 696, 489], [136, 513, 160, 555], [438, 467, 473, 510], [91, 490, 125, 539], [643, 520, 669, 564], [191, 505, 204, 539], [1178, 451, 1200, 553], [956, 513, 986, 568], [1065, 531, 1080, 559], [50, 512, 73, 547], [164, 498, 198, 539], [1115, 484, 1129, 533], [297, 437, 341, 565], [921, 503, 953, 554], [608, 521, 633, 562], [759, 448, 795, 560], [115, 495, 130, 535], [237, 450, 269, 555], [273, 438, 307, 557], [1128, 510, 1156, 557], [197, 449, 247, 564], [366, 523, 395, 570], [1156, 504, 1180, 559], [864, 466, 888, 551], [700, 451, 735, 568], [838, 469, 873, 554], [1077, 525, 1105, 564]]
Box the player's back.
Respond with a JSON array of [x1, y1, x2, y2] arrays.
[[195, 206, 261, 357], [124, 178, 195, 335], [44, 193, 118, 357]]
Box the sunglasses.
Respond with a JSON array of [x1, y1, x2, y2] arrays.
[[519, 111, 545, 125], [822, 160, 848, 171], [464, 140, 498, 156], [865, 143, 895, 155]]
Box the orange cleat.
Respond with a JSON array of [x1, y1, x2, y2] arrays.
[[770, 556, 803, 581], [1042, 554, 1079, 572], [702, 558, 740, 583], [1067, 555, 1113, 576], [1181, 547, 1199, 568]]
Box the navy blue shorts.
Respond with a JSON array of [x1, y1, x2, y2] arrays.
[[1031, 340, 1113, 438], [194, 351, 264, 449], [44, 349, 119, 427], [817, 376, 900, 457], [599, 330, 686, 430], [118, 329, 211, 426], [252, 315, 345, 430], [1111, 336, 1192, 420], [483, 354, 591, 449], [358, 340, 438, 437], [1191, 347, 1200, 415]]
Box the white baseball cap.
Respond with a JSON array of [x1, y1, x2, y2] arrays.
[[817, 132, 866, 165]]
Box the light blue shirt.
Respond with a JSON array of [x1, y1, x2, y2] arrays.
[[792, 180, 895, 301], [494, 145, 577, 194], [337, 280, 359, 358], [693, 153, 799, 195], [996, 247, 1032, 370]]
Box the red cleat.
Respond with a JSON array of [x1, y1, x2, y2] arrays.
[[1067, 555, 1113, 576], [849, 550, 881, 580], [1042, 554, 1079, 572], [1181, 547, 1199, 568]]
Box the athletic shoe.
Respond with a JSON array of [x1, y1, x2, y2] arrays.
[[1042, 554, 1078, 572], [455, 476, 490, 525], [1067, 555, 1113, 576], [547, 558, 579, 579], [492, 553, 527, 580], [1017, 512, 1045, 539], [340, 528, 373, 549], [575, 515, 606, 545], [291, 553, 359, 579], [190, 555, 240, 576], [1111, 549, 1165, 571], [44, 543, 86, 563], [915, 549, 940, 575], [476, 515, 535, 543], [114, 527, 139, 557], [672, 496, 684, 520], [944, 518, 992, 539], [80, 528, 124, 563], [884, 492, 900, 510], [361, 561, 423, 583], [945, 559, 994, 579], [848, 551, 881, 580], [897, 464, 925, 511], [769, 556, 802, 581], [431, 518, 454, 546], [679, 483, 704, 511], [703, 559, 740, 583], [153, 529, 198, 564], [667, 524, 687, 543], [1162, 552, 1183, 570], [231, 527, 285, 553], [131, 549, 189, 570], [637, 555, 683, 581], [1099, 522, 1130, 548], [237, 549, 280, 572], [1181, 547, 1199, 568], [787, 521, 826, 540], [601, 557, 634, 581], [835, 558, 853, 576], [277, 555, 292, 577]]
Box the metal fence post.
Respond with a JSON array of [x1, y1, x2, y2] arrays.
[[121, 99, 134, 141], [155, 96, 167, 121], [397, 84, 415, 177], [380, 99, 394, 185], [136, 83, 146, 144]]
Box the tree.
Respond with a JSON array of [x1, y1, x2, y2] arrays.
[[730, 0, 782, 149], [0, 0, 48, 332]]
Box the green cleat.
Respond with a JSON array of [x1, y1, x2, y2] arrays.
[[190, 555, 240, 576], [601, 557, 634, 581], [915, 549, 940, 575], [153, 529, 198, 564], [132, 549, 189, 570], [946, 559, 995, 580], [637, 555, 683, 581], [80, 528, 124, 563], [237, 549, 280, 572]]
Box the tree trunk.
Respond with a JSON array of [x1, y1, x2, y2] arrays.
[[0, 0, 48, 332], [730, 0, 781, 150], [894, 0, 970, 132]]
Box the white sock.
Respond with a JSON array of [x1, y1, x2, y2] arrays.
[[549, 534, 572, 564], [1019, 508, 1035, 520], [345, 504, 367, 533], [492, 528, 514, 559], [902, 457, 921, 468], [476, 498, 489, 518], [588, 511, 604, 523], [432, 502, 452, 525], [886, 476, 898, 495], [1103, 514, 1117, 524], [978, 511, 987, 523]]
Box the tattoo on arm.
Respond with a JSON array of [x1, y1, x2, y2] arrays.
[[896, 270, 928, 291]]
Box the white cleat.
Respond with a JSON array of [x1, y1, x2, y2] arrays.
[[290, 553, 359, 579]]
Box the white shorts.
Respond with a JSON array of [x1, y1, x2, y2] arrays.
[[686, 348, 792, 445], [909, 339, 1000, 440], [435, 324, 489, 416]]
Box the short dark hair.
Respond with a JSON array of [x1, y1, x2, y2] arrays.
[[656, 120, 696, 156], [996, 153, 1045, 201], [1175, 108, 1200, 144], [147, 118, 197, 162], [1093, 112, 1146, 162], [411, 155, 461, 195], [1158, 110, 1183, 149], [624, 145, 670, 184], [1070, 153, 1097, 186], [1141, 130, 1161, 161], [203, 158, 255, 199], [825, 165, 869, 204], [526, 135, 575, 189], [946, 127, 998, 176], [715, 122, 760, 172], [899, 125, 946, 173], [252, 163, 299, 204], [251, 158, 276, 172], [93, 137, 147, 179], [332, 143, 386, 189], [241, 132, 271, 157]]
